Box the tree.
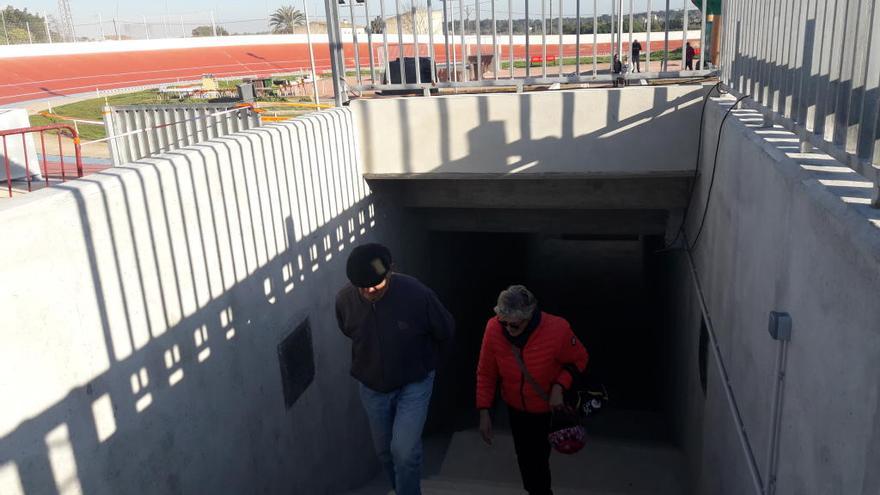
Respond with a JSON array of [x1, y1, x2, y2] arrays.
[[1, 6, 59, 44], [369, 16, 385, 34], [269, 6, 306, 34], [191, 25, 229, 37], [6, 28, 29, 44]]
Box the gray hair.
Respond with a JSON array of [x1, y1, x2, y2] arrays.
[[494, 285, 537, 321]]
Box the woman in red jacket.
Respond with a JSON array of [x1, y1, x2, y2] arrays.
[[476, 285, 589, 495]]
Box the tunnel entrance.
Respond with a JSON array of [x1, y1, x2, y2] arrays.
[[350, 178, 694, 493], [423, 231, 673, 443]]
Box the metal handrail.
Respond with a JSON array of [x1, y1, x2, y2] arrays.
[[0, 124, 83, 198]]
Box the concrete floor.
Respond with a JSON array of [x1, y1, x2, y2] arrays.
[[345, 410, 687, 495]]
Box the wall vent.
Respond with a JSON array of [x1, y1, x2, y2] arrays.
[[278, 318, 315, 409]]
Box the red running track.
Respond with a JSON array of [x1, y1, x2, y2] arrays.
[[0, 39, 689, 105]]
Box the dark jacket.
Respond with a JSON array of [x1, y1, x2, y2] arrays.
[[336, 273, 455, 392], [632, 41, 642, 55]]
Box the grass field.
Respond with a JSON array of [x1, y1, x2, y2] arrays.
[[28, 87, 321, 141]]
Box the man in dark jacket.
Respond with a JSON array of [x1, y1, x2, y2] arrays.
[[336, 243, 454, 495], [631, 39, 642, 73], [685, 42, 695, 70]]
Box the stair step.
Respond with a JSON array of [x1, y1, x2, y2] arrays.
[[345, 476, 633, 495], [344, 421, 688, 495], [436, 430, 686, 495], [423, 476, 636, 494]]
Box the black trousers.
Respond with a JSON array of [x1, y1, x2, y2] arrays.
[[508, 406, 553, 495]]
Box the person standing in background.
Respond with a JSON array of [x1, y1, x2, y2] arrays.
[[685, 42, 695, 71], [631, 39, 642, 73]]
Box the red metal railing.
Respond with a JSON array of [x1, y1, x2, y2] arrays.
[[0, 124, 83, 198]]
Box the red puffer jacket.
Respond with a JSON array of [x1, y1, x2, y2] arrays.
[[476, 312, 589, 413]]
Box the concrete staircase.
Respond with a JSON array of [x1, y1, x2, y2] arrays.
[[354, 476, 635, 495], [345, 426, 687, 495]]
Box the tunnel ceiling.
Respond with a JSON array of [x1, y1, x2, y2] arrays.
[[369, 177, 689, 237]]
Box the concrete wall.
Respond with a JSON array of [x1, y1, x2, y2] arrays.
[[0, 109, 39, 181], [0, 109, 387, 495], [352, 85, 708, 178], [667, 97, 880, 495]]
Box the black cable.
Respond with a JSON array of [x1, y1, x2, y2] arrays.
[[688, 93, 751, 252], [659, 81, 723, 252]]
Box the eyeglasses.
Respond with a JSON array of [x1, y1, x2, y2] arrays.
[[499, 319, 526, 330], [364, 278, 388, 292]]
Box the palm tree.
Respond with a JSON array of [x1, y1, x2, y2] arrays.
[[270, 6, 306, 34]]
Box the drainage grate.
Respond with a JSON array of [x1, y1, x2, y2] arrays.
[[277, 318, 315, 410]]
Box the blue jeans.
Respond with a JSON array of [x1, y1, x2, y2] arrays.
[[359, 371, 435, 495]]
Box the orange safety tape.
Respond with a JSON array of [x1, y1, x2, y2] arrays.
[[255, 102, 332, 109], [38, 111, 103, 125], [234, 103, 265, 113]]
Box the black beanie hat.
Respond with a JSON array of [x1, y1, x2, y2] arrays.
[[346, 243, 392, 287]]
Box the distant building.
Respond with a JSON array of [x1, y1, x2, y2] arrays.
[[291, 21, 365, 36], [291, 22, 329, 34], [382, 9, 444, 36]]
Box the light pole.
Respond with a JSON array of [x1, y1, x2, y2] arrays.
[[663, 0, 669, 71], [302, 0, 320, 105]]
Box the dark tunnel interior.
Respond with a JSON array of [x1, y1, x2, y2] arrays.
[[418, 230, 676, 444]]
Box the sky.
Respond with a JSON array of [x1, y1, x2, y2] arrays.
[[7, 0, 698, 37]]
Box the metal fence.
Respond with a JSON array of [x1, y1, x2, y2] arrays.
[[720, 0, 880, 207], [323, 0, 715, 101], [0, 8, 324, 44], [1, 124, 83, 197], [101, 104, 261, 166]]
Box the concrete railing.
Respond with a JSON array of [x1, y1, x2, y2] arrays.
[[102, 103, 262, 166], [720, 0, 880, 207], [0, 108, 383, 495]]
